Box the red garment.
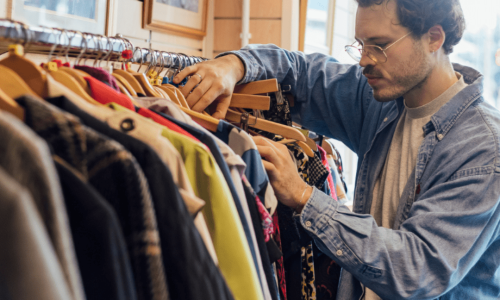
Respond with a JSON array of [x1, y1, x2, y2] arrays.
[[273, 212, 287, 300], [85, 77, 135, 111], [137, 108, 200, 143], [317, 145, 337, 201]]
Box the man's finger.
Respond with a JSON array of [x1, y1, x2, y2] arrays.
[[212, 94, 232, 119], [186, 80, 212, 108], [261, 160, 278, 178], [179, 72, 203, 97], [173, 65, 197, 84], [255, 144, 282, 167], [191, 87, 223, 112]]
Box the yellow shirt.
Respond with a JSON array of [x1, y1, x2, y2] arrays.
[[111, 104, 263, 300]]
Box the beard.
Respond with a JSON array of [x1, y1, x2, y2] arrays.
[[365, 41, 434, 102]]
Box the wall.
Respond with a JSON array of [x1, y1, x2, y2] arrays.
[[0, 0, 215, 59], [213, 0, 299, 57]]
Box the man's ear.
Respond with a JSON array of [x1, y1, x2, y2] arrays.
[[428, 25, 445, 53]]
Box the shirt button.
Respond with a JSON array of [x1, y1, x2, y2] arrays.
[[305, 221, 312, 227], [437, 133, 443, 140], [120, 119, 135, 132], [383, 117, 388, 122], [336, 249, 343, 256]]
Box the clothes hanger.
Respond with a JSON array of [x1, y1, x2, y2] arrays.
[[233, 78, 279, 95], [321, 138, 335, 156], [43, 29, 96, 103], [230, 94, 271, 110], [276, 138, 315, 158], [126, 47, 161, 97], [0, 21, 48, 98], [112, 40, 147, 95], [57, 30, 92, 91], [225, 108, 307, 141], [0, 64, 38, 99], [0, 86, 24, 120]]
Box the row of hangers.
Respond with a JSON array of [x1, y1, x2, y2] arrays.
[[0, 19, 335, 158]]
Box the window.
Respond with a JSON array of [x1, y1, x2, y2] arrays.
[[303, 0, 359, 200], [450, 0, 500, 107]]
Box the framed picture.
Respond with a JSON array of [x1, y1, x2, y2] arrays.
[[9, 0, 109, 35], [143, 0, 208, 40]]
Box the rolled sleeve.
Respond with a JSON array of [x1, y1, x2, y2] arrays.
[[215, 50, 260, 84]]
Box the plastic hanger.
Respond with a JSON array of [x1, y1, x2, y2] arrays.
[[0, 22, 48, 97]]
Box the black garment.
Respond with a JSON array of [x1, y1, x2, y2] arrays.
[[242, 182, 280, 300], [54, 160, 137, 300], [18, 96, 167, 300], [151, 109, 263, 283], [47, 96, 235, 300]]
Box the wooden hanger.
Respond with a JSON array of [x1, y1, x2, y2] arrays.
[[162, 84, 190, 108], [276, 138, 315, 157], [0, 45, 48, 98], [113, 68, 147, 94], [305, 136, 318, 151], [225, 109, 306, 141], [179, 106, 219, 132], [157, 85, 182, 106], [59, 67, 91, 90], [112, 73, 138, 97], [234, 78, 279, 95], [230, 94, 271, 110], [0, 65, 38, 99], [0, 87, 24, 120], [321, 139, 335, 156]]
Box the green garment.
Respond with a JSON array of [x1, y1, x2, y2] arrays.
[[110, 103, 263, 300]]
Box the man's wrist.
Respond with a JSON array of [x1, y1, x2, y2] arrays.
[[295, 184, 314, 213], [218, 54, 245, 83]]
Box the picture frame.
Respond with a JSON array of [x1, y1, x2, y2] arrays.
[[143, 0, 208, 40], [8, 0, 109, 35]]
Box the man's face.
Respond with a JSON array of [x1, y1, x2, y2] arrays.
[[355, 1, 433, 102]]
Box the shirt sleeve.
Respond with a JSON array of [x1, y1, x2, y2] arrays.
[[216, 44, 375, 153], [296, 171, 500, 299]]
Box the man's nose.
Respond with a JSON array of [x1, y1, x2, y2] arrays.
[[359, 51, 376, 68]]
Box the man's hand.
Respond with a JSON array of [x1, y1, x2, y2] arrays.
[[253, 136, 313, 212], [173, 54, 245, 119]]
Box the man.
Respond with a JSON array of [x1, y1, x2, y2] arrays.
[[173, 0, 500, 298]]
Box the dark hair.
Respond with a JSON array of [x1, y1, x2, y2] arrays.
[[355, 0, 466, 54]]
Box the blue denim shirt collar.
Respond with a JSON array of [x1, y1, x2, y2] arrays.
[[429, 64, 484, 139]]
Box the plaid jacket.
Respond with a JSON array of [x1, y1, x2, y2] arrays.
[[17, 96, 169, 300]]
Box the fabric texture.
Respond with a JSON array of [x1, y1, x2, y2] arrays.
[[75, 65, 120, 91], [54, 159, 137, 300], [85, 76, 135, 110], [17, 96, 168, 300], [0, 166, 73, 300], [0, 111, 85, 300], [47, 96, 235, 300], [317, 146, 336, 200]]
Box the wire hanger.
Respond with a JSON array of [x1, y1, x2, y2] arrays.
[[58, 30, 92, 90]]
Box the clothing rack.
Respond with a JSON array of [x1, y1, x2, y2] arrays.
[[0, 19, 208, 70]]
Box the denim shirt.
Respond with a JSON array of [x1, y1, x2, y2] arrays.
[[218, 44, 500, 300]]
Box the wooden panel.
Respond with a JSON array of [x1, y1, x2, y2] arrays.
[[215, 0, 281, 18], [0, 0, 8, 18], [214, 19, 242, 51], [251, 0, 281, 18], [116, 0, 150, 41], [151, 32, 203, 50], [250, 19, 281, 46], [150, 42, 202, 57], [214, 19, 282, 51]]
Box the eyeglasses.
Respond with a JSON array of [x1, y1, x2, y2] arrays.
[[345, 32, 411, 63]]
